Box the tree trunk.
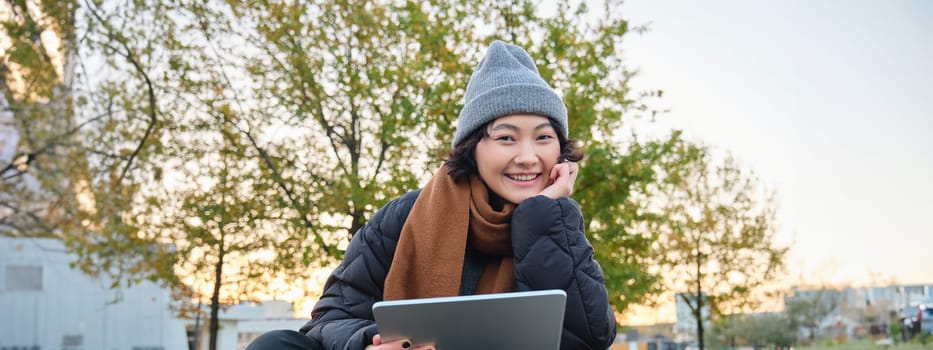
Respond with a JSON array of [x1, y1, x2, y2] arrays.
[[209, 245, 224, 350], [696, 248, 705, 350], [696, 293, 705, 350]]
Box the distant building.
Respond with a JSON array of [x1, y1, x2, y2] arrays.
[[787, 284, 933, 315], [785, 284, 933, 340], [0, 236, 308, 350], [612, 323, 682, 350], [0, 236, 188, 350]]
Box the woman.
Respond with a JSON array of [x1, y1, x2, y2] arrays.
[[249, 40, 616, 350]]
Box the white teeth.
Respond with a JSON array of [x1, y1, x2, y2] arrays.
[[508, 174, 537, 181]]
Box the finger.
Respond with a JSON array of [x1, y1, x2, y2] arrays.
[[371, 336, 414, 349], [549, 164, 561, 180], [560, 163, 573, 179], [386, 339, 411, 349], [566, 163, 579, 182]]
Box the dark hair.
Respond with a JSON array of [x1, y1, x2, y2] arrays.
[[443, 119, 584, 183]]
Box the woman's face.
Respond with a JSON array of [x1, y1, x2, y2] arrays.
[[474, 114, 561, 205]]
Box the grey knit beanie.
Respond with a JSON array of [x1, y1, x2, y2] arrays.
[[453, 40, 568, 146]]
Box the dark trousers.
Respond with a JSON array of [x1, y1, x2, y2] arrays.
[[246, 329, 322, 350]]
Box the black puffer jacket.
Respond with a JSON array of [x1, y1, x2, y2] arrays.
[[300, 189, 616, 349]]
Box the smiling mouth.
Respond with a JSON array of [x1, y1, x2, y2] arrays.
[[506, 173, 539, 181]]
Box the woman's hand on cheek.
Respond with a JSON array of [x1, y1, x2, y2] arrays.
[[539, 161, 579, 200], [367, 334, 435, 350]]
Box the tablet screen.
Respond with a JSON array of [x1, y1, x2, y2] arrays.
[[372, 289, 566, 350]]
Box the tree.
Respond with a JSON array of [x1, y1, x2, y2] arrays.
[[646, 147, 788, 350], [1, 0, 80, 237], [2, 1, 293, 346], [223, 0, 694, 316], [176, 0, 693, 318], [4, 1, 700, 347]]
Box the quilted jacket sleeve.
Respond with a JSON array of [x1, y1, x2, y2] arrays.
[[511, 195, 617, 350], [298, 190, 420, 350]]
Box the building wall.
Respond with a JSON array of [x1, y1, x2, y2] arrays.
[[0, 237, 189, 350]]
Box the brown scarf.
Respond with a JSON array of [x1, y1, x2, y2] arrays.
[[384, 167, 515, 300]]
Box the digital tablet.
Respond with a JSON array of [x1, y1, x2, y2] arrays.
[[372, 289, 566, 350]]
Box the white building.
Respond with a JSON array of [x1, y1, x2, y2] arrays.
[[1, 236, 310, 350], [0, 236, 189, 350]]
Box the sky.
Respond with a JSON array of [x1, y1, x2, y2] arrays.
[[618, 0, 933, 288]]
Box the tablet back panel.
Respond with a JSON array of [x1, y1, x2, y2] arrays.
[[372, 290, 566, 350]]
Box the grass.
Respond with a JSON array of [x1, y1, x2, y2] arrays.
[[798, 338, 932, 350]]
